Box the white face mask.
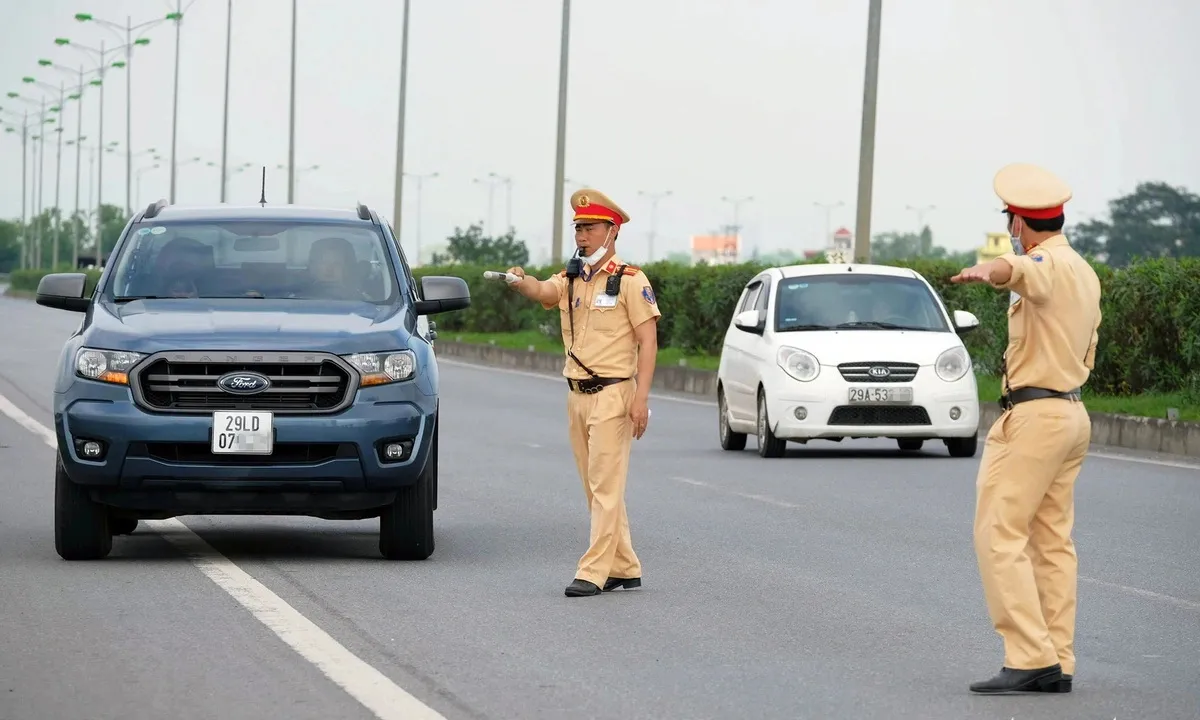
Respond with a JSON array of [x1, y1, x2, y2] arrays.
[[1008, 217, 1024, 255], [580, 226, 613, 267]]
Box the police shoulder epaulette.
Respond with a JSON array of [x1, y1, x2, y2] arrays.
[[620, 265, 641, 276]]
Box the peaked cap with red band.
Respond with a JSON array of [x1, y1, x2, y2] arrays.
[[994, 162, 1072, 220], [570, 188, 631, 226]]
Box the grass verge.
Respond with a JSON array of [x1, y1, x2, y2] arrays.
[[443, 331, 1198, 422]]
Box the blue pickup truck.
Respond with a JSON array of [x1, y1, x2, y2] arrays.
[[35, 200, 470, 561]]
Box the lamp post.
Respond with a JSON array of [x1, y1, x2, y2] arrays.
[[852, 0, 883, 263], [550, 0, 572, 263], [275, 164, 318, 202], [0, 110, 31, 269], [637, 190, 671, 262], [68, 11, 166, 216], [5, 93, 56, 268], [220, 0, 232, 202], [403, 171, 438, 266], [813, 200, 844, 247], [721, 195, 753, 237], [473, 173, 508, 237], [906, 203, 935, 254], [287, 0, 297, 203], [135, 161, 161, 206], [392, 0, 412, 239], [21, 77, 70, 268]]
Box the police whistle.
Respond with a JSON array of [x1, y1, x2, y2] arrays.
[[483, 271, 521, 284]]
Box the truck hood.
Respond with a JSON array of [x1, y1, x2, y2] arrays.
[[82, 298, 413, 355], [773, 328, 964, 366]]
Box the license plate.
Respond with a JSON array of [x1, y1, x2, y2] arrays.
[[211, 411, 274, 455], [848, 386, 913, 404]]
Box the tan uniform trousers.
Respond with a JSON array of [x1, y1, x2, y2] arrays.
[[566, 379, 641, 587], [974, 396, 1091, 675]]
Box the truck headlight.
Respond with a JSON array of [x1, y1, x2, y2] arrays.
[[345, 351, 416, 386], [75, 348, 143, 385], [776, 346, 819, 382], [935, 346, 970, 382]]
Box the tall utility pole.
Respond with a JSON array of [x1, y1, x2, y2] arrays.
[[550, 0, 571, 263], [813, 200, 844, 246], [853, 0, 883, 263], [721, 195, 753, 238], [638, 190, 671, 262], [219, 0, 232, 202], [906, 203, 935, 253], [286, 0, 298, 203], [404, 171, 437, 265], [392, 0, 411, 237]]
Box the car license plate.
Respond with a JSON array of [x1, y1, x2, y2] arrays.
[[211, 411, 274, 455], [848, 386, 913, 404]]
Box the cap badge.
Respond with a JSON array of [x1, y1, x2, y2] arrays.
[[577, 195, 590, 207]]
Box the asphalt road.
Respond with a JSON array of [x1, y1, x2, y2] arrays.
[[1, 290, 1198, 720]]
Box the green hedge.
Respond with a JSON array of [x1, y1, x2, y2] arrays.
[[8, 267, 104, 295], [412, 257, 1200, 400], [11, 258, 1198, 399]]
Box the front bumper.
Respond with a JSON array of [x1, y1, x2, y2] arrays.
[[53, 375, 436, 504], [764, 364, 980, 440]]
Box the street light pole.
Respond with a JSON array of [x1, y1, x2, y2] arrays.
[[813, 200, 844, 246], [550, 0, 571, 263], [853, 0, 883, 263], [220, 0, 232, 202], [287, 0, 297, 204], [392, 0, 411, 239], [906, 203, 935, 254], [0, 110, 31, 269], [404, 171, 438, 266], [638, 190, 671, 262]]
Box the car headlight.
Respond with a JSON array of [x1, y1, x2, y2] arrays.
[[75, 348, 144, 385], [776, 346, 820, 382], [344, 351, 416, 386], [935, 346, 971, 382]]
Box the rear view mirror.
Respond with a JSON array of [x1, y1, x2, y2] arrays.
[[953, 309, 980, 335], [414, 275, 471, 315], [35, 272, 91, 313], [733, 309, 766, 334]]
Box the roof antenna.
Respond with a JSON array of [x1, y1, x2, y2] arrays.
[[258, 166, 268, 206]]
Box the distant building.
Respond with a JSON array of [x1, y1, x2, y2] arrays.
[[823, 227, 853, 263], [690, 233, 740, 265], [977, 232, 1010, 264]]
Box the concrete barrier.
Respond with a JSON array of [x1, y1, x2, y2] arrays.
[[435, 340, 1200, 459]]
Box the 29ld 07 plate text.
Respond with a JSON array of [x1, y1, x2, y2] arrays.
[[211, 410, 274, 455]]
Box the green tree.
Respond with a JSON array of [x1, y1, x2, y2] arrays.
[[1069, 182, 1200, 266], [431, 224, 529, 266], [0, 219, 21, 273]]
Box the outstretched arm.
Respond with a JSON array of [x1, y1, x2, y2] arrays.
[[506, 267, 565, 308]]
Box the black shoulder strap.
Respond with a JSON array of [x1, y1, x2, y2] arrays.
[[565, 277, 599, 378]]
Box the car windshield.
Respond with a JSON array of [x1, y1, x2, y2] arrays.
[[107, 219, 400, 303], [774, 273, 949, 332]]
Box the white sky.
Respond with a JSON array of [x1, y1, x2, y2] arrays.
[[1, 0, 1197, 265]]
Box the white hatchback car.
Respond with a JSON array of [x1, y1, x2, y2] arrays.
[[715, 262, 982, 458]]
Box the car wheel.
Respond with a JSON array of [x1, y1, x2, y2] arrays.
[[946, 434, 978, 458], [379, 415, 436, 560], [55, 455, 113, 560], [756, 389, 786, 458], [897, 439, 924, 452], [718, 387, 747, 451]]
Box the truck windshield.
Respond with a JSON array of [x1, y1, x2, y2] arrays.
[[108, 219, 401, 303]]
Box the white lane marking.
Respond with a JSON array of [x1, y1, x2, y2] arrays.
[[439, 358, 1200, 469], [670, 474, 1200, 614], [0, 390, 447, 720]]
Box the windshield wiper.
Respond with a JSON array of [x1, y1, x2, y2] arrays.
[[114, 295, 171, 302], [834, 321, 930, 331], [777, 324, 834, 332]]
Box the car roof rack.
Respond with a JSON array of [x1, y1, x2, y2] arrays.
[[143, 198, 169, 219]]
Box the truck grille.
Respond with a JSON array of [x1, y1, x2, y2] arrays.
[[837, 361, 919, 383], [130, 351, 356, 414]]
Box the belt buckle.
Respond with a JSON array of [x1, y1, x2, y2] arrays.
[[581, 380, 602, 394], [998, 394, 1012, 411]]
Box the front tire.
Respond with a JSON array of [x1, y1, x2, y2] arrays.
[[55, 456, 113, 561], [379, 415, 437, 560], [946, 434, 978, 458], [756, 389, 786, 458], [718, 387, 747, 451]]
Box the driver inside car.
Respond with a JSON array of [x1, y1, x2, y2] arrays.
[[306, 237, 363, 300]]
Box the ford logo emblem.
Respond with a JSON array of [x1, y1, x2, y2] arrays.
[[216, 371, 272, 395], [868, 365, 890, 378]]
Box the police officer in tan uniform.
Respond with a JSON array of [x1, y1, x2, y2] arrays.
[[505, 188, 661, 597], [952, 163, 1102, 694]]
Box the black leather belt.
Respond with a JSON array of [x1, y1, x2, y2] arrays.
[[566, 377, 628, 394], [1000, 387, 1081, 411]]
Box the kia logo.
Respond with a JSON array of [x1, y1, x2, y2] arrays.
[[216, 372, 272, 395], [868, 365, 890, 378]]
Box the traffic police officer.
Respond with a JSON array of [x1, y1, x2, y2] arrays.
[[505, 188, 661, 597], [952, 162, 1102, 694]]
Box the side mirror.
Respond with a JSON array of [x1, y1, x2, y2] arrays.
[[952, 309, 980, 335], [35, 272, 91, 313], [414, 275, 471, 315], [733, 309, 766, 334]]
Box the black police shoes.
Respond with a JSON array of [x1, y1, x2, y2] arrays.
[[603, 577, 642, 592], [564, 579, 602, 597], [969, 664, 1068, 694]]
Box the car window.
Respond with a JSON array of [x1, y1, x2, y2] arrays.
[[108, 219, 401, 303], [737, 282, 762, 313], [773, 273, 950, 332]]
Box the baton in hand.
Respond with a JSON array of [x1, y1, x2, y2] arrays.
[[483, 271, 521, 284]]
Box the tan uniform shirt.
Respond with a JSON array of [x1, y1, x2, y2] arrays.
[[541, 256, 662, 380], [994, 234, 1102, 393]]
